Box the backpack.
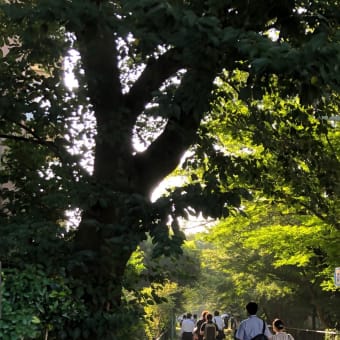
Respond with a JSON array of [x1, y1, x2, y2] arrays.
[[204, 323, 216, 340], [251, 320, 268, 340]]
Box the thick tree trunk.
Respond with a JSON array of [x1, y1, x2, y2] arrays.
[[71, 202, 145, 339], [69, 6, 217, 337]]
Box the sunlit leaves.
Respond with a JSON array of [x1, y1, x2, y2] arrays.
[[203, 68, 340, 229], [199, 197, 340, 325]]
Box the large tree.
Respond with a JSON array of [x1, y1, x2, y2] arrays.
[[0, 0, 339, 338]]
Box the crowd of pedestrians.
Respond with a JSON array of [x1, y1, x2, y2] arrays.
[[179, 310, 226, 340], [179, 302, 295, 340]]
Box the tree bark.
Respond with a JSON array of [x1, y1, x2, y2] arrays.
[[71, 10, 217, 338]]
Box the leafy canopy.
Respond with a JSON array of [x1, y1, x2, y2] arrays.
[[0, 0, 340, 338]]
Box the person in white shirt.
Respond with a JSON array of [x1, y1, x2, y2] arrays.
[[180, 312, 195, 340], [213, 310, 225, 339], [235, 302, 272, 340]]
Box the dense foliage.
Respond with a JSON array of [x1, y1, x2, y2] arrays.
[[180, 68, 340, 330], [192, 199, 340, 329], [0, 0, 339, 338]]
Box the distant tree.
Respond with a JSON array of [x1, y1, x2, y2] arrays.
[[202, 200, 340, 329], [0, 0, 339, 338], [123, 239, 199, 339]]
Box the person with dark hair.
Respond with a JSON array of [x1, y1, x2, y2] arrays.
[[180, 314, 187, 327], [200, 313, 218, 340], [272, 319, 294, 340], [193, 310, 209, 340], [235, 302, 272, 340], [213, 310, 225, 339], [180, 313, 195, 340]]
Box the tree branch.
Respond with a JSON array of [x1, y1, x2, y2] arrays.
[[14, 120, 53, 144], [300, 201, 340, 230], [0, 134, 51, 146], [0, 133, 90, 180], [124, 48, 183, 119], [133, 68, 216, 196]]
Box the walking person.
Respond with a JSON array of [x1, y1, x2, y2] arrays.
[[200, 313, 218, 340], [194, 310, 209, 340], [180, 314, 187, 327], [180, 313, 195, 340], [213, 310, 225, 339], [271, 319, 294, 340], [235, 302, 272, 340]]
